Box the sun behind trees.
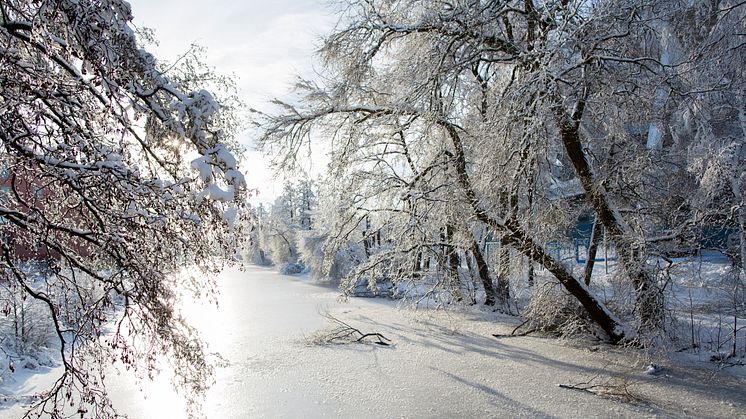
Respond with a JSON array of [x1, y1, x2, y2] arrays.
[[257, 0, 745, 344], [0, 0, 245, 416]]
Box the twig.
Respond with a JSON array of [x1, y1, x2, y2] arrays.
[[508, 318, 536, 336], [558, 383, 608, 393]]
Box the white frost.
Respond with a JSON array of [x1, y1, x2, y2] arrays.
[[190, 157, 213, 182], [223, 206, 238, 229]]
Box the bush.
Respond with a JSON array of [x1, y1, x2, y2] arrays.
[[521, 280, 597, 338], [281, 262, 305, 275]]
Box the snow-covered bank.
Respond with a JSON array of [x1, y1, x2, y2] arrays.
[[3, 265, 745, 418]]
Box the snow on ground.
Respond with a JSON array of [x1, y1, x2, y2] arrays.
[[2, 265, 745, 418], [0, 360, 62, 408]]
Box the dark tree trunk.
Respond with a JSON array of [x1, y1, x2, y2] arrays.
[[362, 216, 371, 257], [583, 218, 603, 285], [471, 237, 497, 306], [497, 236, 511, 307], [463, 249, 479, 304], [444, 224, 463, 301], [445, 225, 460, 275], [555, 101, 662, 329], [496, 191, 516, 305], [502, 218, 625, 342], [259, 249, 266, 265], [412, 251, 422, 279], [527, 160, 536, 287]]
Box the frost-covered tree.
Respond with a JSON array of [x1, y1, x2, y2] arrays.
[[255, 180, 316, 272], [294, 174, 368, 283], [258, 0, 745, 343], [0, 0, 245, 416], [241, 204, 270, 265]]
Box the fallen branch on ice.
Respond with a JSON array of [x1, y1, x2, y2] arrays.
[[558, 373, 644, 403], [310, 312, 392, 347]]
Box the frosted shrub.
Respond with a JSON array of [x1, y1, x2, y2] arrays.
[[521, 281, 597, 338], [260, 232, 297, 266], [297, 230, 328, 280], [298, 229, 365, 283], [280, 262, 305, 275], [0, 283, 54, 357]]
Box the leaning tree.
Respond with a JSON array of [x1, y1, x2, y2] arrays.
[[258, 0, 745, 343], [1, 0, 245, 416]]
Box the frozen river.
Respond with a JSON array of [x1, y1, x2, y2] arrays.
[[4, 265, 745, 418], [108, 265, 336, 417]]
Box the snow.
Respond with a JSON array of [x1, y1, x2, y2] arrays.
[[223, 206, 238, 229], [0, 360, 63, 408], [190, 157, 213, 182], [205, 184, 235, 202], [2, 265, 744, 418], [224, 168, 245, 187], [643, 363, 663, 375], [190, 145, 246, 203], [211, 143, 237, 170]]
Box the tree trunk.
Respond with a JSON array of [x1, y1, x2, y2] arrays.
[[471, 236, 497, 306], [441, 122, 627, 343], [555, 101, 662, 329], [527, 164, 536, 287], [445, 225, 460, 275], [583, 218, 603, 285], [362, 216, 371, 257], [412, 251, 422, 280], [444, 224, 463, 301], [463, 249, 479, 304], [497, 236, 511, 307], [729, 109, 744, 358], [502, 218, 626, 342]]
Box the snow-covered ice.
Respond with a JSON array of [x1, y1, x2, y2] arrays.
[[2, 265, 745, 418]]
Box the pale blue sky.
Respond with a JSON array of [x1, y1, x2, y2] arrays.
[[128, 0, 336, 202]]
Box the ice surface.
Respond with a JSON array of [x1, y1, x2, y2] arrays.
[[112, 267, 746, 418], [2, 266, 744, 418]]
